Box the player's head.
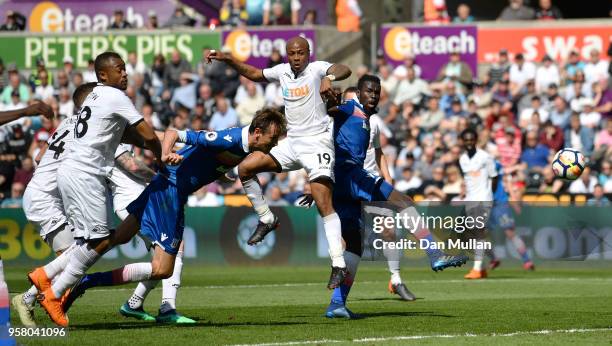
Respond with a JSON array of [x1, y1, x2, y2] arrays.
[[72, 82, 98, 111], [357, 74, 381, 114], [248, 108, 287, 153], [95, 52, 128, 90], [460, 128, 478, 152], [342, 86, 358, 102], [285, 36, 310, 74]]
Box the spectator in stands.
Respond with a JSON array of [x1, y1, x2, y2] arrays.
[[520, 96, 549, 128], [453, 3, 474, 23], [538, 166, 564, 193], [496, 126, 522, 168], [440, 83, 467, 117], [488, 49, 511, 85], [82, 59, 97, 83], [5, 90, 25, 111], [145, 11, 159, 30], [539, 120, 564, 152], [187, 186, 223, 207], [265, 0, 301, 26], [58, 87, 74, 118], [267, 186, 289, 206], [126, 51, 146, 77], [535, 0, 563, 20], [516, 79, 537, 115], [171, 72, 199, 110], [163, 50, 192, 90], [509, 54, 536, 95], [198, 83, 216, 118], [565, 113, 594, 157], [34, 70, 54, 101], [267, 48, 283, 68], [594, 78, 612, 120], [521, 130, 550, 173], [595, 120, 612, 152], [437, 51, 473, 91], [587, 184, 610, 206], [498, 0, 535, 20], [109, 10, 132, 29], [442, 164, 462, 194], [425, 0, 450, 24], [53, 70, 72, 94], [393, 54, 422, 80], [303, 9, 317, 25], [578, 98, 601, 129], [13, 157, 33, 186], [207, 49, 240, 99], [335, 0, 360, 31], [1, 67, 29, 105], [236, 81, 265, 126], [220, 0, 248, 27], [0, 11, 25, 31], [0, 58, 7, 93], [393, 66, 428, 107], [0, 181, 24, 208], [598, 160, 611, 186], [568, 166, 597, 193], [395, 167, 422, 194], [418, 97, 444, 132], [584, 49, 609, 85], [164, 7, 195, 28], [563, 50, 585, 84], [209, 96, 238, 131], [535, 55, 560, 93]]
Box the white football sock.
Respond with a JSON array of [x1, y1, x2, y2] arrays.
[[512, 236, 526, 254], [160, 251, 183, 314], [51, 243, 100, 298], [43, 242, 76, 279], [23, 286, 39, 306], [129, 280, 159, 310], [473, 244, 485, 271], [112, 263, 153, 284], [383, 247, 402, 284], [323, 213, 346, 268], [242, 177, 275, 224]]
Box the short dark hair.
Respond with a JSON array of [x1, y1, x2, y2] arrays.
[[460, 127, 478, 140], [249, 108, 287, 136], [73, 82, 98, 110], [343, 86, 358, 96], [94, 51, 122, 80], [357, 74, 381, 90]]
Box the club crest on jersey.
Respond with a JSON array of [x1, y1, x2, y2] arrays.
[[362, 120, 369, 131], [206, 132, 218, 141]]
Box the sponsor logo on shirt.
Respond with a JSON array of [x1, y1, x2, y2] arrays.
[[283, 85, 310, 98]]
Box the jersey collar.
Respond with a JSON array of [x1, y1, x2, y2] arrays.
[[241, 126, 249, 153]]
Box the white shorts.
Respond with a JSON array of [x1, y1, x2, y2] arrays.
[[57, 165, 110, 240], [44, 224, 74, 253], [107, 166, 147, 215], [270, 130, 335, 182], [22, 185, 69, 238]]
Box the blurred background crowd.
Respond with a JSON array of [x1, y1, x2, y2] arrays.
[[0, 0, 610, 208]]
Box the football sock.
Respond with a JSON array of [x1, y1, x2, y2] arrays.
[[51, 243, 101, 299], [383, 247, 402, 285], [128, 280, 159, 310], [512, 236, 530, 262], [160, 251, 183, 314], [43, 242, 76, 279], [473, 243, 485, 271], [323, 213, 346, 268], [23, 286, 39, 306], [242, 177, 275, 224], [413, 229, 443, 259], [331, 251, 360, 305]]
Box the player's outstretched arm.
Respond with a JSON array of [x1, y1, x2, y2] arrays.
[[326, 64, 352, 82], [0, 101, 54, 126], [116, 151, 156, 181], [161, 128, 184, 165], [206, 50, 266, 82], [375, 148, 393, 184], [133, 121, 163, 163]]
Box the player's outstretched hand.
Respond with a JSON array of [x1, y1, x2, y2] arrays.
[[296, 194, 314, 208], [206, 49, 229, 64], [320, 77, 335, 102], [26, 101, 54, 119], [162, 152, 184, 165]]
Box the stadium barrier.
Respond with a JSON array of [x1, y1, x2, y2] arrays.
[[1, 206, 610, 265]]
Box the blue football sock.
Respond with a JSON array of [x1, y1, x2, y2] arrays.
[[81, 271, 114, 289], [521, 252, 531, 263], [420, 234, 443, 259], [330, 283, 352, 305]]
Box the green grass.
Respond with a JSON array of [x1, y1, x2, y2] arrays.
[[5, 264, 612, 345]]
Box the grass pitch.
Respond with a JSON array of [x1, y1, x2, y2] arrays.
[[5, 264, 612, 345]]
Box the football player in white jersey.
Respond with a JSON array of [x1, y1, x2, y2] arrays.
[[207, 37, 352, 288], [458, 128, 498, 280], [32, 52, 163, 326], [1, 101, 54, 332], [342, 87, 416, 301]]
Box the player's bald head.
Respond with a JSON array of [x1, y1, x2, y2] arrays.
[[286, 36, 310, 53]]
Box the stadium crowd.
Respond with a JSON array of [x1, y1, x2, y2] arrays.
[[0, 0, 611, 208]]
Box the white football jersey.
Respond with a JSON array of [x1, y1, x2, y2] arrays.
[[263, 61, 332, 137], [363, 114, 390, 174], [62, 84, 142, 176], [459, 149, 498, 202], [108, 144, 147, 212], [27, 115, 77, 193]]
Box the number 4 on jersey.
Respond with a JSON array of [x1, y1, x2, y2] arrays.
[[48, 130, 70, 159]]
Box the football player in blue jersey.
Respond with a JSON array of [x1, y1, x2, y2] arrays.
[[58, 109, 286, 324], [488, 163, 534, 271], [324, 75, 468, 318]]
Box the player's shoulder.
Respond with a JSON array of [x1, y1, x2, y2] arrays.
[[95, 84, 128, 101]]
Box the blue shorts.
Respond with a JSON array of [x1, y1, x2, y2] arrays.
[[126, 175, 184, 255], [489, 203, 515, 231], [333, 163, 394, 231]]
